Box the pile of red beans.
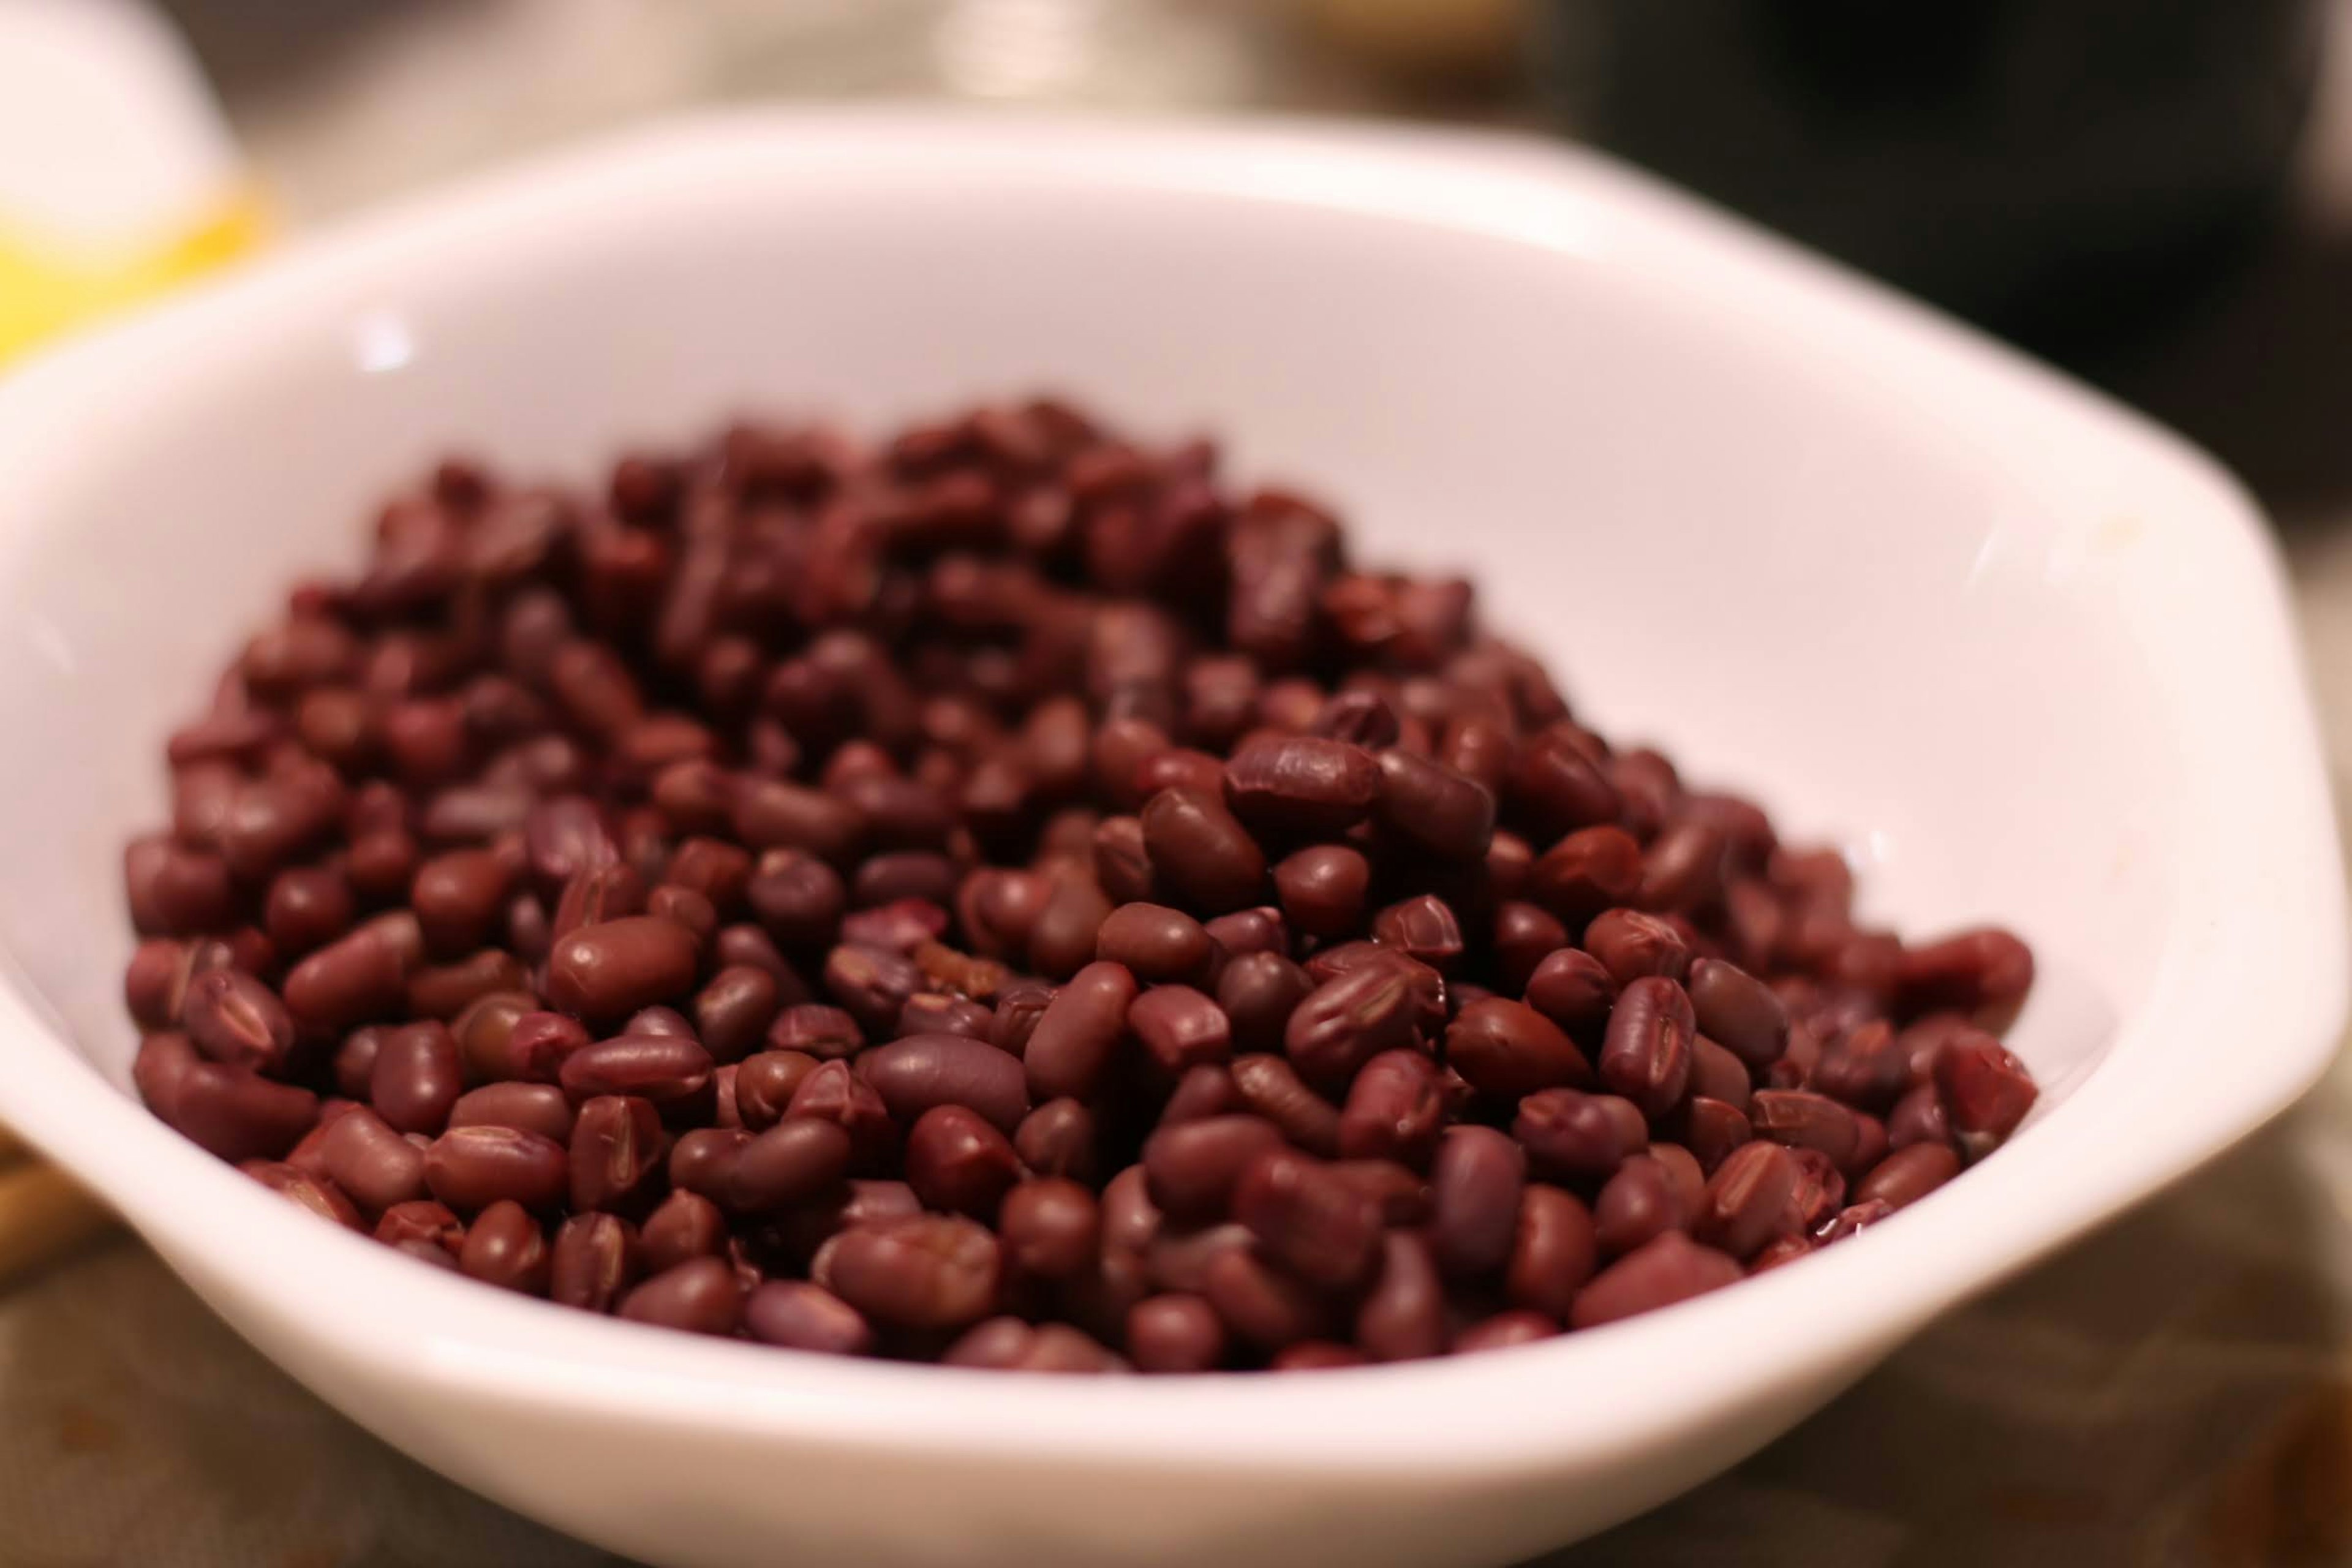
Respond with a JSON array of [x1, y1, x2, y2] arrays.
[[120, 398, 2040, 1372]]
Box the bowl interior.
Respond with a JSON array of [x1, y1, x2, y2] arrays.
[[0, 127, 2168, 1118]]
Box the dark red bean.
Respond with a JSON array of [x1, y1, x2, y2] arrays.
[[1024, 960, 1136, 1102], [406, 949, 532, 1022], [1749, 1089, 1862, 1167], [243, 1161, 364, 1230], [1371, 894, 1465, 973], [858, 1033, 1028, 1134], [1336, 1049, 1446, 1167], [1429, 1125, 1526, 1278], [377, 1199, 465, 1259], [1223, 736, 1379, 839], [1000, 1178, 1101, 1280], [1272, 845, 1370, 941], [1222, 1054, 1340, 1158], [786, 1060, 897, 1167], [559, 1034, 717, 1122], [459, 1200, 551, 1294], [1357, 1231, 1446, 1362], [1096, 902, 1214, 984], [1811, 1018, 1908, 1112], [1373, 748, 1496, 861], [1679, 1096, 1753, 1174], [1128, 986, 1232, 1077], [445, 1082, 575, 1144], [181, 970, 296, 1074], [1202, 1248, 1330, 1351], [1686, 956, 1789, 1070], [1232, 1148, 1381, 1289], [1569, 1232, 1742, 1329], [1016, 1099, 1098, 1182], [692, 965, 781, 1063], [1934, 1031, 2039, 1157], [1284, 962, 1423, 1089], [1597, 976, 1695, 1118], [903, 1106, 1020, 1218], [666, 1126, 747, 1202], [1139, 788, 1265, 913], [620, 1256, 742, 1335], [1444, 997, 1590, 1099], [1687, 1036, 1751, 1112], [320, 1106, 429, 1213], [1514, 1088, 1648, 1183], [265, 868, 355, 959], [1511, 728, 1621, 840], [768, 1003, 864, 1061], [282, 914, 420, 1036], [571, 1100, 668, 1222], [1091, 816, 1155, 905], [549, 1212, 641, 1311], [1507, 1184, 1599, 1319], [1886, 1083, 1953, 1151], [1593, 1154, 1691, 1256], [1854, 1142, 1960, 1210], [545, 916, 699, 1025], [1329, 1159, 1431, 1226], [733, 1050, 820, 1131], [1782, 1148, 1847, 1232], [1523, 946, 1617, 1041], [1526, 826, 1642, 925], [817, 1214, 1000, 1330], [1159, 1063, 1241, 1127], [1027, 877, 1114, 982], [1142, 1115, 1285, 1224], [370, 1022, 462, 1135], [1268, 1342, 1365, 1371], [1692, 1141, 1796, 1259], [822, 943, 924, 1035], [1585, 908, 1692, 987], [1455, 1310, 1559, 1354], [715, 1281, 867, 1364], [1216, 954, 1314, 1057], [1897, 927, 2035, 1027], [641, 1190, 727, 1275], [1127, 1293, 1227, 1373], [424, 1124, 567, 1212]]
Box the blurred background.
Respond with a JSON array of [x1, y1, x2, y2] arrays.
[[7, 1, 2352, 1564]]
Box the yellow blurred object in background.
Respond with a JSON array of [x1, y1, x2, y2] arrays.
[[1295, 0, 1527, 84], [0, 0, 263, 365], [0, 0, 257, 1281]]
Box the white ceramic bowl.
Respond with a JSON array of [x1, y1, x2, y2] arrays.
[[0, 112, 2339, 1568]]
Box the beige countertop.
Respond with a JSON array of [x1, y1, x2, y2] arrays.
[[8, 3, 2352, 1564]]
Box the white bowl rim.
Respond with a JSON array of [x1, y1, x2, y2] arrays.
[[0, 107, 2339, 1477]]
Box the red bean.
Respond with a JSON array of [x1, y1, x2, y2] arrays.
[[1284, 963, 1423, 1089], [1231, 1148, 1381, 1289], [535, 1206, 635, 1304], [903, 1106, 1020, 1218], [1446, 997, 1590, 1098], [559, 1033, 717, 1123], [1127, 1293, 1227, 1373], [999, 1178, 1100, 1280], [1855, 1142, 1961, 1210], [1273, 845, 1370, 941], [244, 1161, 364, 1231], [459, 1200, 551, 1294], [1223, 736, 1379, 839], [1598, 976, 1695, 1118], [817, 1214, 1000, 1330], [745, 1281, 873, 1355], [1128, 986, 1232, 1077], [1024, 960, 1136, 1102], [171, 1063, 318, 1163], [1429, 1126, 1526, 1278], [641, 1190, 726, 1275], [1139, 788, 1265, 913], [1142, 1115, 1286, 1224], [1356, 1231, 1446, 1362], [1337, 1049, 1447, 1167], [181, 970, 296, 1074], [546, 916, 699, 1025], [1570, 1232, 1743, 1329], [857, 1033, 1028, 1134], [620, 1256, 742, 1335], [424, 1124, 567, 1212], [1515, 1088, 1648, 1183], [321, 1106, 429, 1214], [1372, 748, 1495, 861]]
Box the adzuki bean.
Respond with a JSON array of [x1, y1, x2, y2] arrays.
[[121, 399, 2038, 1371]]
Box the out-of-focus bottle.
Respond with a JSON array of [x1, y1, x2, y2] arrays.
[[0, 0, 263, 364], [1540, 0, 2325, 352]]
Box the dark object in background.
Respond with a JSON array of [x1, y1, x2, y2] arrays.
[[1544, 0, 2326, 351]]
